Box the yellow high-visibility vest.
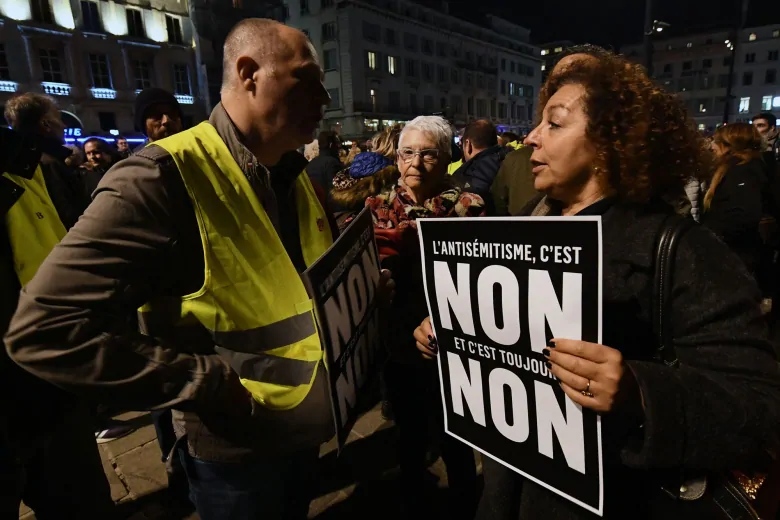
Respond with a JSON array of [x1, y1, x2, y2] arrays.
[[506, 141, 524, 150], [149, 122, 333, 410], [3, 166, 67, 287], [447, 159, 463, 175]]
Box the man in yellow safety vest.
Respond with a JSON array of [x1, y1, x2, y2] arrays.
[[5, 19, 391, 520], [0, 96, 114, 518]]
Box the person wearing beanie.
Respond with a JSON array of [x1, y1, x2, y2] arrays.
[[134, 87, 183, 144]]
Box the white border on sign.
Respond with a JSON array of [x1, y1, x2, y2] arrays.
[[417, 215, 605, 517]]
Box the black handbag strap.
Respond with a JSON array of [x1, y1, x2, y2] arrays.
[[652, 215, 695, 367]]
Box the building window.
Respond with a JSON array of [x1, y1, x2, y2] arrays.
[[541, 49, 549, 56], [422, 62, 433, 82], [405, 58, 417, 78], [173, 64, 190, 95], [743, 71, 753, 86], [500, 79, 506, 95], [0, 45, 9, 81], [440, 97, 446, 110], [509, 82, 515, 96], [769, 50, 779, 61], [389, 91, 400, 110], [323, 49, 337, 71], [422, 38, 433, 55], [423, 95, 433, 112], [327, 88, 340, 109], [367, 51, 377, 70], [451, 68, 459, 84], [739, 96, 750, 113], [763, 95, 773, 110], [498, 102, 506, 118], [465, 72, 472, 86], [717, 74, 730, 88], [81, 1, 101, 32], [409, 93, 417, 112], [501, 58, 506, 71], [385, 29, 396, 46], [88, 54, 112, 88], [723, 56, 732, 66], [476, 74, 484, 89], [387, 56, 397, 75], [437, 65, 446, 83], [166, 15, 183, 44], [490, 99, 496, 117], [362, 22, 380, 42], [554, 46, 563, 53], [698, 75, 712, 90], [682, 61, 692, 71], [745, 52, 756, 63], [31, 0, 54, 23], [663, 63, 672, 74], [132, 60, 152, 90], [774, 30, 780, 38], [437, 42, 447, 57], [510, 62, 515, 73], [697, 99, 710, 113], [39, 48, 63, 83], [322, 22, 336, 42], [467, 97, 473, 116], [126, 8, 145, 38], [404, 33, 417, 51], [476, 99, 487, 117], [300, 0, 309, 15], [702, 58, 712, 68], [686, 42, 693, 48], [452, 96, 462, 114], [98, 111, 117, 131], [749, 33, 757, 41], [766, 69, 777, 84], [541, 64, 546, 71]]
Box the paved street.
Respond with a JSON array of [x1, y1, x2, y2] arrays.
[[19, 404, 480, 519]]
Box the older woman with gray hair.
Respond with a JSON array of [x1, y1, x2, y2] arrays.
[[346, 116, 484, 517]]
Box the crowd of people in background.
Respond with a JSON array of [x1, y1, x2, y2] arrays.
[[3, 17, 780, 520]]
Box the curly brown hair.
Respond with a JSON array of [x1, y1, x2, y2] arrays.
[[539, 50, 711, 203]]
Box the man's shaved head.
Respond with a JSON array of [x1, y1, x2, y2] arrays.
[[221, 18, 298, 90]]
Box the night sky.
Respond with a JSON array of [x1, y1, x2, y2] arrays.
[[454, 0, 780, 50]]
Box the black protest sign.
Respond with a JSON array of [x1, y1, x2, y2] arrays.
[[303, 207, 384, 448], [418, 217, 604, 516]]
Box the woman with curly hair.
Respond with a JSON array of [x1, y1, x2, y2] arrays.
[[414, 50, 780, 519], [701, 123, 770, 274]]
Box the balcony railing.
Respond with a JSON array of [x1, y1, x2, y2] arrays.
[[91, 87, 117, 99], [0, 81, 18, 93], [41, 82, 71, 96], [175, 94, 194, 105]]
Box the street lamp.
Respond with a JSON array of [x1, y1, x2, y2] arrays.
[[645, 20, 670, 35]]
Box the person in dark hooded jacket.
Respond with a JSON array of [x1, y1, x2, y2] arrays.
[[306, 131, 343, 208], [451, 119, 510, 213]]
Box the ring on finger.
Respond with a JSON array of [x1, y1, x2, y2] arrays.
[[581, 379, 594, 398]]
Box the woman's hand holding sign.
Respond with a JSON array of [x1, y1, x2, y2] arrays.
[[414, 317, 437, 360], [545, 339, 644, 417]]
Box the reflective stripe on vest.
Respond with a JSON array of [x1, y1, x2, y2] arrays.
[[3, 166, 67, 287], [149, 122, 334, 410]]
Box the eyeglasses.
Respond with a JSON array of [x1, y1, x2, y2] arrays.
[[398, 148, 440, 163]]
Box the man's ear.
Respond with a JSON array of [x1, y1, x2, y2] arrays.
[[235, 56, 260, 91]]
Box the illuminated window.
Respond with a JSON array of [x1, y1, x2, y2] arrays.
[[554, 47, 562, 53], [739, 97, 750, 113], [126, 9, 145, 38], [80, 1, 101, 32], [762, 95, 773, 110], [0, 45, 9, 81], [541, 64, 546, 71], [698, 123, 705, 131], [541, 49, 549, 56], [387, 56, 397, 75], [749, 33, 757, 41], [773, 30, 780, 38], [166, 15, 183, 44], [367, 51, 377, 70], [686, 42, 693, 48], [39, 48, 64, 83], [173, 64, 190, 95], [89, 54, 112, 88], [132, 60, 152, 90]]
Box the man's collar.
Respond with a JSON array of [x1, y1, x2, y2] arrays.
[[208, 102, 261, 174]]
